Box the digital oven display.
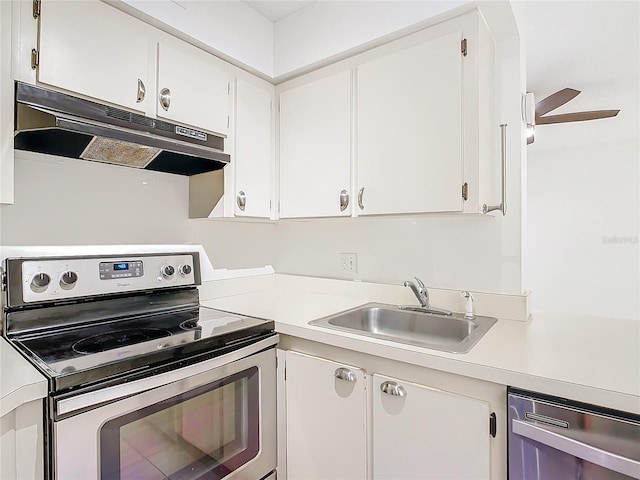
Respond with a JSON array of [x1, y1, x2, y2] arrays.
[[99, 260, 144, 280]]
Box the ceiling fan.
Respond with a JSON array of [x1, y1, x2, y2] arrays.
[[525, 88, 620, 144]]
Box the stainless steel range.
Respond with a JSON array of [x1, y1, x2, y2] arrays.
[[1, 251, 277, 480]]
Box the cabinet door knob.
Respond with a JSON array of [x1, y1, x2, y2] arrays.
[[339, 189, 350, 212], [136, 79, 146, 103], [357, 187, 365, 210], [334, 367, 357, 382], [159, 88, 171, 111], [237, 191, 246, 211], [381, 381, 406, 397]]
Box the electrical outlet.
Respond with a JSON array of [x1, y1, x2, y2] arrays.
[[340, 253, 357, 273]]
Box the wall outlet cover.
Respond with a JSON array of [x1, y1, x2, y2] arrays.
[[340, 253, 357, 273]]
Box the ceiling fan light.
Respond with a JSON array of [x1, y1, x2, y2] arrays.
[[522, 92, 536, 144], [526, 125, 535, 144], [522, 92, 536, 126]]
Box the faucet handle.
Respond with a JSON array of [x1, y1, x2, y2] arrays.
[[414, 276, 426, 290]]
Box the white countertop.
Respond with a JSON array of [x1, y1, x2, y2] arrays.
[[2, 273, 637, 416], [0, 337, 47, 417], [200, 275, 640, 415]]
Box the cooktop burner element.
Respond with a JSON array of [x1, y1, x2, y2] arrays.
[[72, 328, 173, 354]]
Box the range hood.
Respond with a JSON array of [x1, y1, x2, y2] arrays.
[[14, 82, 230, 176]]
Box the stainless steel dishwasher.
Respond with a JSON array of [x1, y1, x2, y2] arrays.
[[508, 388, 640, 479]]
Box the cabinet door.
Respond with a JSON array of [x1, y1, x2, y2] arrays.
[[372, 374, 490, 480], [157, 42, 229, 135], [357, 31, 464, 215], [285, 352, 366, 480], [38, 0, 149, 113], [234, 79, 272, 218], [279, 70, 351, 218]]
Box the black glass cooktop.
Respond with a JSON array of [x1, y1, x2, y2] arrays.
[[10, 306, 274, 392]]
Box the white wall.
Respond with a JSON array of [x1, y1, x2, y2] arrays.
[[0, 151, 279, 273], [119, 0, 275, 77], [117, 0, 471, 80], [275, 215, 518, 294], [527, 139, 639, 321], [519, 0, 639, 321], [274, 0, 467, 78], [189, 219, 278, 270], [1, 151, 192, 246]]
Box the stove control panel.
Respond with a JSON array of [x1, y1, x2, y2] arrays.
[[7, 252, 200, 306], [99, 260, 144, 280]]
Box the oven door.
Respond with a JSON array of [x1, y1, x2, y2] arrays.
[[52, 337, 277, 480]]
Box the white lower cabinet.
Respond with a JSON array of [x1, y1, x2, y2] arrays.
[[372, 374, 490, 480], [285, 351, 367, 480], [0, 399, 44, 480], [282, 347, 500, 480]]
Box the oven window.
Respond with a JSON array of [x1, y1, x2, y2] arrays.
[[100, 367, 259, 480]]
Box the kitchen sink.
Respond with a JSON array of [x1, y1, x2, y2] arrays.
[[308, 303, 497, 353]]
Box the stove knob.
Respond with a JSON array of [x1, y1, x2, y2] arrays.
[[59, 271, 78, 290], [161, 265, 175, 279], [178, 264, 192, 276], [30, 273, 51, 293]]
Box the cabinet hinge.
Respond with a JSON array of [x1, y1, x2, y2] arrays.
[[461, 38, 468, 57], [227, 116, 230, 129], [489, 412, 497, 438], [462, 182, 468, 201], [227, 82, 230, 95], [31, 49, 39, 70], [32, 0, 41, 18]]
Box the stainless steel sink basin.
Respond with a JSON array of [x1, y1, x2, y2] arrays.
[[309, 303, 497, 353]]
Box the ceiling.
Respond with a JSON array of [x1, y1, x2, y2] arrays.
[[242, 1, 313, 21]]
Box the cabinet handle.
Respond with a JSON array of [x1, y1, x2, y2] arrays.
[[159, 88, 171, 111], [339, 189, 349, 211], [334, 368, 357, 383], [237, 191, 246, 211], [136, 79, 146, 103], [483, 124, 507, 216], [381, 381, 406, 397], [357, 187, 365, 210]]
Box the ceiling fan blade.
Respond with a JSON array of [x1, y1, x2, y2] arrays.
[[535, 88, 581, 117], [536, 110, 620, 125]]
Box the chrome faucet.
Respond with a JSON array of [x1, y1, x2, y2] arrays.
[[404, 277, 429, 307], [401, 277, 452, 316]]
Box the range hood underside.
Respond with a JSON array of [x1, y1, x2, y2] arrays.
[[15, 128, 227, 176]]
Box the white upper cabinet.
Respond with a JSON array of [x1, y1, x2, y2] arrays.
[[279, 69, 352, 218], [37, 0, 150, 113], [357, 30, 464, 215], [157, 42, 230, 135], [36, 1, 231, 137], [372, 373, 491, 480], [233, 78, 273, 218], [285, 352, 367, 480]]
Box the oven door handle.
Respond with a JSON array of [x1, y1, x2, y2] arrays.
[[512, 419, 640, 479], [56, 335, 278, 417]]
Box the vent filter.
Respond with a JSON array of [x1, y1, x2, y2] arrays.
[[80, 136, 161, 167]]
